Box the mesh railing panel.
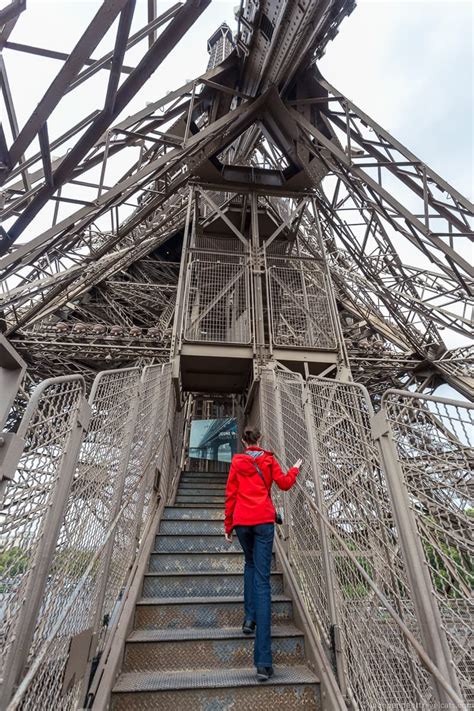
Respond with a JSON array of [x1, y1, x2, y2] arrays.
[[93, 364, 178, 661], [2, 363, 181, 710], [13, 556, 104, 711], [0, 377, 85, 688], [307, 377, 432, 709], [137, 364, 167, 539], [183, 256, 251, 344], [259, 369, 332, 641], [11, 369, 141, 708], [267, 262, 336, 350], [258, 368, 469, 709], [81, 368, 141, 659], [383, 390, 474, 704]]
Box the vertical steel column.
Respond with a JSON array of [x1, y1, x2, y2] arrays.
[[302, 380, 348, 697], [183, 80, 196, 145], [250, 192, 265, 357], [262, 246, 274, 358], [179, 394, 193, 472], [311, 199, 350, 379], [0, 387, 91, 709], [170, 184, 194, 357], [372, 410, 464, 707], [295, 231, 316, 348]]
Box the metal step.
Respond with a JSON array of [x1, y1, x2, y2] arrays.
[[176, 488, 225, 496], [149, 551, 276, 573], [179, 475, 228, 483], [111, 666, 321, 709], [180, 472, 228, 479], [154, 534, 241, 553], [163, 507, 224, 519], [174, 502, 223, 508], [175, 494, 225, 504], [178, 481, 226, 491], [176, 489, 225, 497], [142, 571, 284, 598], [178, 480, 227, 486], [134, 595, 293, 630], [159, 518, 224, 535], [122, 625, 305, 672], [184, 470, 229, 477]]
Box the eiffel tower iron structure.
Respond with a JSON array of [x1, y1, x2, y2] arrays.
[[0, 0, 472, 401], [0, 2, 473, 710]]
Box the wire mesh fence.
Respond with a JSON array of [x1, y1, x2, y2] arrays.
[[258, 369, 332, 641], [266, 259, 337, 350], [78, 368, 141, 666], [0, 363, 182, 710], [183, 254, 251, 344], [258, 367, 470, 710], [0, 376, 86, 703], [382, 390, 473, 706], [307, 377, 433, 709], [134, 365, 167, 547], [2, 356, 471, 709]]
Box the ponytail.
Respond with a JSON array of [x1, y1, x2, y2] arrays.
[[242, 427, 261, 446]]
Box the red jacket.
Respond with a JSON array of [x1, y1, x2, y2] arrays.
[[224, 447, 299, 534]]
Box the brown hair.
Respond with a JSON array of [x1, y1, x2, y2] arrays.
[[242, 427, 261, 445]]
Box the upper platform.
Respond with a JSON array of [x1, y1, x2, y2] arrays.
[[173, 184, 343, 393]]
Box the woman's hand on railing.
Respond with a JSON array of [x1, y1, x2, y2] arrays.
[[293, 458, 303, 469]]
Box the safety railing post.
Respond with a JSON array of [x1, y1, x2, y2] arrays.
[[0, 391, 91, 709], [372, 409, 464, 708], [180, 394, 193, 471], [302, 381, 348, 698], [158, 378, 175, 503]]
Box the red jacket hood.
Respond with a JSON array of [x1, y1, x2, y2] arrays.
[[232, 449, 272, 477]]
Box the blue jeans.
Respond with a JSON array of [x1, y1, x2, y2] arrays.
[[235, 522, 275, 667]]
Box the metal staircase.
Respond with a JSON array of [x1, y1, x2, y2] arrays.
[[111, 468, 321, 709]]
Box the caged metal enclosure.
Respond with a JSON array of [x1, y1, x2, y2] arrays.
[[0, 0, 473, 709]]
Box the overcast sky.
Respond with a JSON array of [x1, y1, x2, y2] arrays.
[[3, 0, 472, 200]]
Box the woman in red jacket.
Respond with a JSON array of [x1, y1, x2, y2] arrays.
[[224, 427, 301, 681]]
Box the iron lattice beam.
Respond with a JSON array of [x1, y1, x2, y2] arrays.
[[0, 0, 472, 398]]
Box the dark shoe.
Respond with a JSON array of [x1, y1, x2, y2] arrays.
[[256, 666, 274, 682], [242, 619, 256, 635]]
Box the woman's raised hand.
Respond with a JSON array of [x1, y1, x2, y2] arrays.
[[293, 458, 303, 469]]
